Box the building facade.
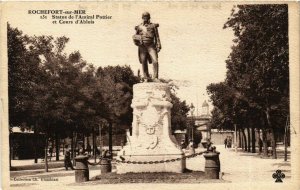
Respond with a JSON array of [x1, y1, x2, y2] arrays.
[[187, 100, 211, 147]]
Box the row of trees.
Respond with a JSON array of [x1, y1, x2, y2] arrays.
[[207, 5, 289, 158], [8, 23, 190, 169]]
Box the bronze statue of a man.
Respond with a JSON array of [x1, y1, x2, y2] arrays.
[[133, 12, 161, 82]]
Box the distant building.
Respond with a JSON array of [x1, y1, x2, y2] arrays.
[[195, 100, 211, 142], [210, 129, 234, 145], [188, 100, 211, 146], [9, 127, 45, 160]]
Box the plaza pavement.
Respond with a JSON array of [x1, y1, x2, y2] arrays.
[[9, 145, 291, 188], [188, 145, 291, 183]]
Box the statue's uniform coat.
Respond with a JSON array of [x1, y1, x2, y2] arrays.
[[135, 22, 161, 79]]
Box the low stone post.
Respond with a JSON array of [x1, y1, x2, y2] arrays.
[[100, 158, 112, 173], [74, 155, 89, 182], [203, 147, 220, 179]]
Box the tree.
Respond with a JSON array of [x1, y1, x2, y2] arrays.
[[8, 24, 46, 164], [8, 24, 101, 167], [207, 5, 289, 158], [160, 79, 190, 133], [170, 93, 190, 132], [8, 24, 41, 127], [207, 82, 263, 153], [28, 35, 86, 161], [223, 4, 289, 158], [96, 65, 140, 156]]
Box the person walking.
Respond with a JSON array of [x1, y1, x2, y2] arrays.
[[86, 143, 92, 155], [224, 138, 228, 149], [48, 146, 53, 161], [64, 145, 74, 170]]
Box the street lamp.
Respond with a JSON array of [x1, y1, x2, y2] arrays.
[[190, 103, 195, 142]]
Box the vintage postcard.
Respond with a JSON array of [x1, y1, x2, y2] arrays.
[[0, 1, 299, 190]]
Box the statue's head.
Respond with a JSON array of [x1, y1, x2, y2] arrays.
[[142, 12, 151, 22]]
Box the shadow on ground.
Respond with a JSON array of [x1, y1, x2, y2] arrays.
[[10, 161, 65, 171], [228, 148, 290, 160]]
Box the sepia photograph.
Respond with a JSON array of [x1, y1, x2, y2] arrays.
[[0, 1, 299, 190]]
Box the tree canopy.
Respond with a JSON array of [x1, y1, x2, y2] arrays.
[[8, 23, 190, 140], [207, 5, 289, 157]]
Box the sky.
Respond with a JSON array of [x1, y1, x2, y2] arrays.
[[4, 2, 235, 116]]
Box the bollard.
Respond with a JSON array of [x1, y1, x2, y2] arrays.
[[203, 151, 220, 179], [100, 158, 112, 173], [74, 155, 89, 182]]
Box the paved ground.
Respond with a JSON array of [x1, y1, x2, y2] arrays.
[[8, 145, 291, 188], [190, 145, 291, 183]]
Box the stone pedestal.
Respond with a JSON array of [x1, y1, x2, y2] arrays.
[[74, 155, 89, 182], [116, 82, 185, 174], [203, 152, 220, 179]]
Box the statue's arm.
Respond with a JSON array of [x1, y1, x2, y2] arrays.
[[154, 24, 161, 50]]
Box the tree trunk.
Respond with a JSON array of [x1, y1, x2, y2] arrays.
[[246, 127, 251, 152], [87, 136, 90, 152], [251, 127, 256, 153], [265, 108, 277, 159], [82, 133, 85, 152], [240, 129, 244, 149], [71, 132, 75, 165], [238, 129, 242, 148], [55, 132, 60, 161], [262, 129, 268, 157], [92, 126, 97, 162], [75, 132, 78, 157], [45, 137, 49, 172], [242, 129, 247, 151], [74, 131, 78, 166], [92, 126, 96, 158], [109, 122, 113, 159], [284, 117, 288, 161], [9, 135, 12, 169], [99, 124, 102, 156], [62, 139, 65, 155], [34, 124, 38, 163], [270, 128, 277, 159]]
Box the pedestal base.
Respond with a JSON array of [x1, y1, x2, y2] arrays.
[[116, 82, 185, 173], [116, 154, 186, 174]]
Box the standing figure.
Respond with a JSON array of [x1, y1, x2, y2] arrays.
[[187, 140, 195, 155], [86, 143, 92, 155], [180, 139, 186, 149], [224, 138, 228, 149], [133, 12, 161, 81], [227, 137, 232, 148], [258, 138, 263, 154], [206, 138, 212, 151], [49, 146, 53, 157], [64, 145, 74, 170]]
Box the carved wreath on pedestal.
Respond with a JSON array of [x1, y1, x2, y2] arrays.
[[135, 107, 168, 150]]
